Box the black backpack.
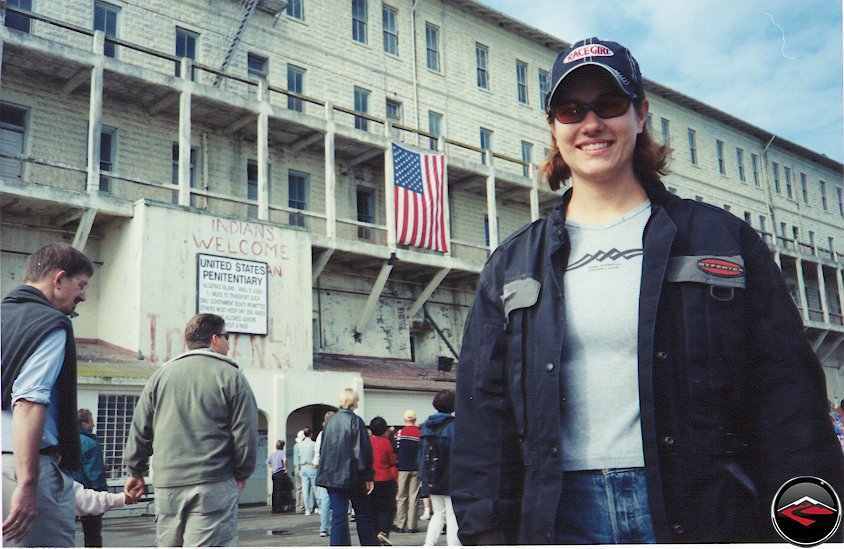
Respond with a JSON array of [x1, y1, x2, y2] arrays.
[[419, 417, 454, 494]]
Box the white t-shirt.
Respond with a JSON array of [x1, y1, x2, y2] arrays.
[[560, 200, 651, 471]]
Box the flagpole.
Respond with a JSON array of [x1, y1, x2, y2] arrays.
[[438, 136, 451, 255], [384, 134, 397, 251]]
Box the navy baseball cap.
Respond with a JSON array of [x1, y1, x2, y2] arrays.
[[546, 37, 645, 113]]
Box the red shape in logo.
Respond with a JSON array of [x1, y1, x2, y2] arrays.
[[697, 258, 744, 278], [778, 497, 836, 527]]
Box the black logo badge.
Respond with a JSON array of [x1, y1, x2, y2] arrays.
[[772, 476, 841, 546]]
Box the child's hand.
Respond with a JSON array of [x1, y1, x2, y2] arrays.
[[124, 492, 139, 505]]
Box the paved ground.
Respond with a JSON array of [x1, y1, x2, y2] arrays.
[[78, 505, 433, 547]]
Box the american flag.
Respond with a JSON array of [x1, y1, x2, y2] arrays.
[[392, 142, 448, 252]]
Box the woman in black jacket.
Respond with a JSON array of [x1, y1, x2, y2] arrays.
[[315, 388, 378, 546]]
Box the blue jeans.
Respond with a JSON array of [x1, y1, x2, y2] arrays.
[[327, 488, 378, 546], [555, 467, 656, 544], [300, 465, 318, 512], [317, 486, 331, 534]]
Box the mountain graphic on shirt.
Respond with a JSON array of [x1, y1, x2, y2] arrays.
[[566, 248, 643, 271]]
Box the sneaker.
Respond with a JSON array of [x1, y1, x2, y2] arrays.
[[421, 511, 431, 520], [305, 511, 312, 516], [408, 528, 420, 534], [315, 508, 320, 514], [377, 532, 393, 546], [320, 531, 328, 537]]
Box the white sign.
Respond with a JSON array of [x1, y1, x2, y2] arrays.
[[196, 253, 268, 334]]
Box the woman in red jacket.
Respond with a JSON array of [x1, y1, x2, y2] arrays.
[[369, 416, 398, 546]]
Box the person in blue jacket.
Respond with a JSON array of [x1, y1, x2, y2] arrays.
[[450, 37, 843, 545], [71, 409, 109, 547]]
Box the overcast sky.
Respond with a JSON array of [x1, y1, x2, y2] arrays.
[[478, 0, 844, 163]]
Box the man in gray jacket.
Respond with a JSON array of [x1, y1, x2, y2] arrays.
[[124, 313, 258, 546]]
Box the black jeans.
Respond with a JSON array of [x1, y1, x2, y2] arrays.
[[371, 480, 397, 536], [81, 514, 103, 547], [271, 470, 290, 512]]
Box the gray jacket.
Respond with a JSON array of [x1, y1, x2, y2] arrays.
[[124, 349, 258, 488]]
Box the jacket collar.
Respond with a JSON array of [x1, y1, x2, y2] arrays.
[[170, 348, 241, 369]]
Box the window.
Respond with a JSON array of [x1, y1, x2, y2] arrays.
[[829, 237, 835, 255], [821, 180, 828, 210], [480, 127, 492, 164], [382, 6, 398, 56], [5, 0, 32, 33], [838, 187, 844, 216], [352, 0, 367, 44], [772, 162, 781, 194], [660, 118, 670, 146], [286, 0, 303, 20], [759, 215, 767, 235], [779, 222, 787, 239], [248, 52, 268, 83], [97, 394, 140, 480], [99, 126, 117, 193], [246, 161, 272, 217], [743, 211, 752, 225], [667, 186, 677, 195], [716, 140, 725, 175], [736, 148, 745, 182], [175, 27, 198, 79], [0, 103, 27, 179], [538, 69, 550, 110], [695, 195, 704, 203], [94, 2, 120, 58], [784, 166, 792, 199], [353, 87, 370, 131], [386, 99, 401, 122], [476, 43, 489, 89], [357, 187, 375, 240], [723, 204, 731, 212], [687, 129, 697, 165], [809, 231, 815, 247], [171, 143, 197, 205], [287, 64, 305, 112], [521, 141, 533, 177], [425, 23, 440, 71], [428, 110, 442, 150], [801, 173, 809, 204], [751, 154, 760, 186], [516, 61, 528, 104], [288, 171, 309, 227]]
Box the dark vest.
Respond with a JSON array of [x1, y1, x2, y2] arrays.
[[1, 285, 80, 470]]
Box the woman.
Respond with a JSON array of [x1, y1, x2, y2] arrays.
[[420, 390, 460, 547], [314, 411, 335, 537], [368, 416, 398, 545], [450, 37, 842, 545], [315, 389, 378, 546]]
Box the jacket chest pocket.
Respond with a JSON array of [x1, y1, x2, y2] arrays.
[[666, 255, 748, 391], [501, 277, 541, 432]]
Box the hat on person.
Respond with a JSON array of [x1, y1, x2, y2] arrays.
[[403, 409, 416, 420], [546, 37, 644, 113]]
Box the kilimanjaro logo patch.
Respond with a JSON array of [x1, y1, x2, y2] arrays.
[[563, 44, 614, 63], [697, 258, 744, 278], [772, 476, 841, 546]]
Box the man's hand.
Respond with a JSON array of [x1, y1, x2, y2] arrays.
[[124, 475, 146, 499], [366, 481, 374, 495], [236, 479, 246, 490], [2, 483, 38, 543]]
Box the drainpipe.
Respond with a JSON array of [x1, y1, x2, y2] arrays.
[[411, 0, 420, 147], [760, 135, 777, 242]]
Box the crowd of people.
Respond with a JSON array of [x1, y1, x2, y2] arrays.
[[3, 35, 843, 548], [277, 389, 460, 547]]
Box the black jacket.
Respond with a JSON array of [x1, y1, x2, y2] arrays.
[[450, 179, 843, 544], [1, 285, 80, 470], [315, 408, 374, 491]]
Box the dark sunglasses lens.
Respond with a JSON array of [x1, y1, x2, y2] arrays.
[[220, 333, 230, 340], [596, 96, 630, 118], [553, 102, 585, 124]]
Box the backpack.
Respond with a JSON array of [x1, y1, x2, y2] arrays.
[[419, 417, 454, 494]]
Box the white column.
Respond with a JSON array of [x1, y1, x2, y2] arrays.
[[324, 102, 337, 239], [485, 151, 499, 250], [257, 81, 269, 221], [384, 127, 397, 250], [795, 258, 809, 321], [818, 264, 830, 324], [529, 161, 540, 222], [86, 31, 105, 194], [837, 269, 844, 326], [438, 136, 452, 255], [178, 57, 193, 207]]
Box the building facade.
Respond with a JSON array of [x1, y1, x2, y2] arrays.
[[2, 0, 843, 505]]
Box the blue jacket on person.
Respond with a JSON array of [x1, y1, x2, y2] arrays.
[[450, 178, 843, 545], [70, 428, 108, 491]]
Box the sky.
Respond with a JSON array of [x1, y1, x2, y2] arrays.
[[478, 0, 844, 163]]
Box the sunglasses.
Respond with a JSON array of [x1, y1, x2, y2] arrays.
[[217, 332, 230, 340], [550, 95, 631, 124]]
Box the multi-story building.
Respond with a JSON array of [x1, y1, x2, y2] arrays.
[[2, 0, 842, 505]]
